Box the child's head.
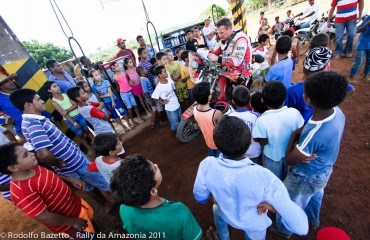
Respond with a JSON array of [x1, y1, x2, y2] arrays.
[[303, 46, 332, 75], [110, 61, 121, 73], [76, 81, 91, 93], [136, 35, 145, 45], [0, 142, 37, 175], [9, 89, 45, 113], [275, 35, 292, 54], [262, 81, 287, 109], [185, 29, 193, 41], [192, 82, 210, 105], [193, 26, 201, 37], [304, 71, 347, 110], [275, 16, 279, 22], [309, 33, 329, 49], [180, 50, 190, 62], [155, 52, 167, 66], [123, 57, 134, 70], [93, 132, 123, 157], [43, 81, 60, 98], [258, 34, 269, 45], [287, 10, 292, 15], [110, 154, 162, 206], [282, 29, 294, 38], [175, 48, 183, 60], [89, 69, 102, 84], [67, 86, 88, 103], [163, 48, 174, 62], [136, 66, 147, 77], [251, 92, 268, 113], [260, 12, 264, 17], [153, 65, 168, 79], [232, 85, 250, 108], [137, 47, 148, 61], [214, 116, 251, 159]]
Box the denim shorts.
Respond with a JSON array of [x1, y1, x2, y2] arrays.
[[64, 158, 109, 192], [120, 91, 137, 109], [65, 114, 89, 135], [105, 98, 127, 119], [150, 101, 163, 112]]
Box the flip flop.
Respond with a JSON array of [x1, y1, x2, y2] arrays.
[[205, 226, 218, 240]]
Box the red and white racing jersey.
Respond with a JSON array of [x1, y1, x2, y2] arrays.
[[211, 31, 252, 78]]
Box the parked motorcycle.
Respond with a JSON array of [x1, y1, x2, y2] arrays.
[[176, 51, 235, 142]]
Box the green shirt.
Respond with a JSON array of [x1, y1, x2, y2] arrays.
[[120, 199, 202, 240]]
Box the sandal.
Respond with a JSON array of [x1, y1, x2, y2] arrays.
[[205, 226, 218, 240]]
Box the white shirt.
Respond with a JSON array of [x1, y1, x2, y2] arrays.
[[253, 106, 304, 161], [95, 156, 123, 184], [193, 155, 309, 234], [203, 23, 217, 49], [152, 78, 180, 111], [229, 110, 262, 158], [304, 2, 319, 24]]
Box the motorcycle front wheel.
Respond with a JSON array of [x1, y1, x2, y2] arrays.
[[176, 116, 201, 143]]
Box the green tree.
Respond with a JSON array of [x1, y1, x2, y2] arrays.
[[198, 4, 227, 22], [22, 40, 73, 69]]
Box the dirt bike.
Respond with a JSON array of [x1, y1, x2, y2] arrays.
[[176, 51, 243, 142]]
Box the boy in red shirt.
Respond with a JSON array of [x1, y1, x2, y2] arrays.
[[0, 142, 95, 238]]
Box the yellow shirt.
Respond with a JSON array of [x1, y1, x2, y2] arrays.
[[181, 65, 195, 89]]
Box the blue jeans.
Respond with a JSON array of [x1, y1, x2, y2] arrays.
[[275, 167, 332, 235], [299, 22, 310, 29], [263, 155, 287, 181], [213, 204, 266, 240], [349, 50, 370, 76], [208, 148, 221, 157], [166, 107, 182, 131], [335, 19, 356, 56], [64, 158, 110, 192]]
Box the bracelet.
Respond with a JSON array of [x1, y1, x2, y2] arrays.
[[73, 122, 78, 126]]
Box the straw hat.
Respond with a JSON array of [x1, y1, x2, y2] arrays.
[[0, 73, 17, 84]]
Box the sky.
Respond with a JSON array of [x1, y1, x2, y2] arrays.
[[1, 0, 229, 56]]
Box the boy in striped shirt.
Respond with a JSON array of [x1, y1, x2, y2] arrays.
[[0, 142, 95, 238], [9, 89, 108, 193]]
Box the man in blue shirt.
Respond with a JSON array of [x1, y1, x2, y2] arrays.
[[265, 36, 293, 89], [46, 59, 76, 93]]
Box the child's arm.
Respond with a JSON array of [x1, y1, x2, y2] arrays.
[[34, 209, 88, 232], [181, 67, 190, 81], [36, 148, 67, 169], [51, 101, 81, 129], [107, 87, 116, 108], [252, 119, 268, 145], [89, 103, 110, 121], [59, 175, 86, 191], [143, 92, 154, 105], [213, 110, 223, 125], [270, 48, 277, 65], [193, 160, 211, 204], [3, 128, 16, 142], [153, 98, 169, 105], [357, 18, 370, 33], [285, 127, 317, 165]]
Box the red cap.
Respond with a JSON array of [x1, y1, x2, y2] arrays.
[[317, 227, 351, 240], [287, 27, 295, 35], [116, 38, 126, 45]]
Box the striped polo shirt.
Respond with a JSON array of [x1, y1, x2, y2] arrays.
[[0, 173, 11, 200], [21, 114, 85, 175], [332, 0, 359, 23], [11, 165, 81, 233], [139, 60, 156, 84]]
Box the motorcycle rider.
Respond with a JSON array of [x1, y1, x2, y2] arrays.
[[207, 18, 252, 101], [295, 0, 319, 30]]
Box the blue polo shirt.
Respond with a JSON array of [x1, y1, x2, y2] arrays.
[[356, 16, 370, 50], [49, 71, 76, 93]]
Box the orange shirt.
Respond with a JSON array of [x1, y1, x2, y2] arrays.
[[193, 106, 217, 149]]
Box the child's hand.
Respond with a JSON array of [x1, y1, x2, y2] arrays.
[[162, 99, 169, 104], [73, 122, 81, 129], [69, 178, 86, 191], [72, 218, 88, 232], [129, 80, 135, 86], [257, 202, 276, 215], [302, 153, 318, 163]]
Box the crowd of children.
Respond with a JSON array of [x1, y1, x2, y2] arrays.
[[0, 9, 368, 240]]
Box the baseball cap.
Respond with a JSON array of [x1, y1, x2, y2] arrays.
[[116, 38, 126, 45], [317, 227, 350, 240], [0, 73, 17, 84], [304, 46, 333, 72]]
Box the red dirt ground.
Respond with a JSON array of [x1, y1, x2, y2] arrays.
[[1, 50, 369, 240]]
